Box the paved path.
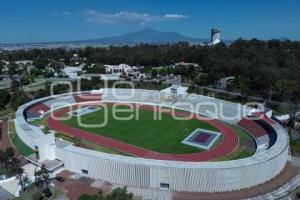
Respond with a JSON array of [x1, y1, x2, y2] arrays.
[[292, 156, 300, 168], [0, 186, 14, 200], [47, 103, 239, 162], [0, 120, 11, 150], [53, 171, 99, 200]]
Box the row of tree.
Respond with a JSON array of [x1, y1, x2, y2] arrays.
[[1, 39, 299, 101], [79, 187, 133, 200], [0, 147, 30, 192]]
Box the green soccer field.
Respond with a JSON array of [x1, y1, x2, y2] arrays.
[[61, 105, 220, 154]]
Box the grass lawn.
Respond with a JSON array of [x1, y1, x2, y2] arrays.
[[9, 121, 35, 156], [291, 139, 300, 155], [81, 140, 131, 156], [0, 166, 9, 176], [217, 123, 255, 160], [29, 113, 130, 156], [216, 146, 254, 161], [224, 122, 253, 142], [62, 105, 219, 154], [11, 132, 35, 156], [28, 113, 51, 133]]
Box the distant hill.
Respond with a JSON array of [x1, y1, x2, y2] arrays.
[[0, 29, 211, 49], [277, 37, 290, 41], [76, 28, 208, 44]]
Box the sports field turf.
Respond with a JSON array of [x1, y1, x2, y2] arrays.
[[9, 122, 35, 156], [62, 105, 220, 154]]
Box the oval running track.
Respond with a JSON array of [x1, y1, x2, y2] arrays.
[[47, 103, 239, 162]]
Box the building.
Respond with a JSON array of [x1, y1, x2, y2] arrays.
[[160, 84, 188, 95], [63, 64, 84, 80], [174, 62, 199, 67], [104, 64, 138, 76], [216, 76, 235, 89], [211, 28, 221, 45]]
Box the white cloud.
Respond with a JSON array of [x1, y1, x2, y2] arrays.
[[84, 10, 188, 25], [52, 11, 72, 17], [164, 14, 187, 20], [62, 11, 72, 17]]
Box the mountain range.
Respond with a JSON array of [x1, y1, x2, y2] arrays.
[[75, 28, 208, 45]]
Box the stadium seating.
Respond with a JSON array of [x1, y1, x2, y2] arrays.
[[43, 95, 76, 109], [100, 89, 251, 124], [24, 101, 51, 119], [238, 117, 271, 153], [74, 94, 102, 103]]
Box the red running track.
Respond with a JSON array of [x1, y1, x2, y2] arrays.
[[28, 103, 50, 115], [47, 103, 239, 162], [238, 118, 268, 138]]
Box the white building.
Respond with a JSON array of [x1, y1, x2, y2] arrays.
[[160, 84, 189, 96], [63, 64, 85, 80], [174, 62, 199, 67], [104, 64, 138, 75], [211, 28, 221, 45], [15, 60, 33, 65]]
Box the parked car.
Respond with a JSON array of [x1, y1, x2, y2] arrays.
[[0, 175, 7, 180], [54, 176, 65, 182]]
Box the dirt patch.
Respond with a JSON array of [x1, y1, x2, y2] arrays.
[[53, 170, 99, 200]]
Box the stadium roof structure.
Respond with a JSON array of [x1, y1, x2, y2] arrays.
[[160, 84, 188, 95]]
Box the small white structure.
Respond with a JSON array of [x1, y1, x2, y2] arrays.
[[175, 62, 199, 67], [216, 76, 235, 89], [249, 103, 273, 118], [15, 60, 33, 65], [100, 74, 120, 81], [275, 114, 290, 123], [160, 84, 188, 96]]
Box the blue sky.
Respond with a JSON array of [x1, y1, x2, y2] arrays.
[[0, 0, 300, 43]]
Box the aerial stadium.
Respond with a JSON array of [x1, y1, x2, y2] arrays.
[[14, 86, 290, 193]]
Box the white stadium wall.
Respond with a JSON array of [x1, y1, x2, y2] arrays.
[[15, 89, 291, 193], [55, 144, 289, 192]]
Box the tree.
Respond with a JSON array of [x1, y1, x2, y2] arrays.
[[0, 90, 11, 110], [7, 62, 19, 76], [11, 80, 20, 91], [0, 147, 21, 177], [107, 187, 133, 200], [276, 79, 299, 100], [86, 64, 106, 74], [17, 168, 30, 192], [159, 68, 167, 76], [10, 91, 31, 111], [33, 58, 49, 69], [151, 68, 158, 78], [34, 164, 51, 190], [79, 187, 133, 200], [1, 39, 300, 103], [0, 149, 5, 167]]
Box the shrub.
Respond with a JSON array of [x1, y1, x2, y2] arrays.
[[43, 188, 52, 198]]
